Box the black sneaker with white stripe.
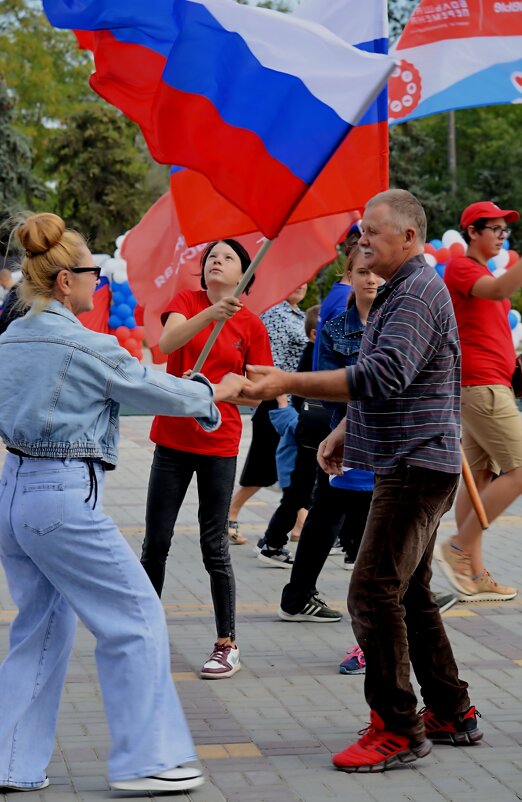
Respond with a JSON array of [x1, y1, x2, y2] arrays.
[[278, 594, 343, 622], [257, 545, 294, 568]]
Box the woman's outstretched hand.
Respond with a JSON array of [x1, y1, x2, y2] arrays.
[[213, 372, 253, 403]]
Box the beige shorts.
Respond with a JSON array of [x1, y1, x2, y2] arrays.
[[461, 385, 522, 475]]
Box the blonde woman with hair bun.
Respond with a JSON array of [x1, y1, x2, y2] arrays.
[[0, 212, 248, 794]]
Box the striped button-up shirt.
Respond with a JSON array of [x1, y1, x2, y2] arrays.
[[344, 255, 461, 476]]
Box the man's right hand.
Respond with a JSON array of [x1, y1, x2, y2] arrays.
[[317, 421, 346, 476]]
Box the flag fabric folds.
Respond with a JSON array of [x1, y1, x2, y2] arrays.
[[121, 193, 357, 349], [44, 0, 393, 240], [389, 0, 522, 124], [169, 0, 390, 245]]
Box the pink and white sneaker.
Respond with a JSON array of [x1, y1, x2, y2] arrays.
[[200, 643, 241, 679]]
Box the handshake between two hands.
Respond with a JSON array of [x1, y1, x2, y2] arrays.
[[182, 365, 290, 404]]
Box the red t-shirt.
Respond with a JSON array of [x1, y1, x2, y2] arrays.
[[444, 255, 515, 387], [150, 290, 273, 456]]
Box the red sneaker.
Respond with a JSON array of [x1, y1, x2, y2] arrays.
[[332, 711, 432, 773], [421, 706, 483, 745]]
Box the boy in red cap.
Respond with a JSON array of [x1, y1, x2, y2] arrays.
[[439, 201, 522, 601]]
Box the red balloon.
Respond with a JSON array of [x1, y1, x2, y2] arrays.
[[449, 242, 465, 258], [424, 243, 436, 256], [125, 338, 139, 353], [133, 326, 145, 342], [507, 250, 520, 268], [134, 304, 144, 326], [115, 326, 131, 344], [435, 247, 450, 264]]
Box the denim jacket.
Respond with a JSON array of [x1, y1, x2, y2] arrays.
[[318, 302, 374, 492], [0, 301, 220, 466], [318, 302, 364, 429]]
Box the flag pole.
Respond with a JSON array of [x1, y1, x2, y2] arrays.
[[460, 445, 488, 530], [192, 237, 275, 374]]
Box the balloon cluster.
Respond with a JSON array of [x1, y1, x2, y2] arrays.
[[105, 235, 146, 361], [424, 229, 521, 346]]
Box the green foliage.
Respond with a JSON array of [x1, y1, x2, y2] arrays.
[[390, 106, 522, 247], [0, 74, 44, 248], [46, 106, 151, 252], [0, 0, 95, 166]]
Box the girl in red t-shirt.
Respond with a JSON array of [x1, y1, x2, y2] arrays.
[[140, 240, 272, 679]]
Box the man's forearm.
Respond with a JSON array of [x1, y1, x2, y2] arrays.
[[282, 368, 351, 401]]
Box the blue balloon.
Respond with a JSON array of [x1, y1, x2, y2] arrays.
[[112, 291, 125, 307], [508, 310, 518, 330], [435, 264, 445, 278], [125, 317, 137, 329], [118, 280, 130, 294], [430, 239, 443, 250], [487, 258, 497, 272], [127, 296, 137, 310], [109, 315, 121, 330], [116, 303, 132, 319], [502, 239, 510, 250]]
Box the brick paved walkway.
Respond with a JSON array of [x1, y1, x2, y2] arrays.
[[1, 416, 522, 801]]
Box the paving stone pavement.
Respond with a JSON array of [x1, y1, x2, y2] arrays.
[[1, 415, 522, 802]]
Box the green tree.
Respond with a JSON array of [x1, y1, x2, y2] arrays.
[[47, 106, 151, 252], [0, 0, 95, 166], [0, 74, 44, 249]]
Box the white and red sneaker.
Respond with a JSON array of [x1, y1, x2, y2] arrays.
[[200, 642, 241, 679]]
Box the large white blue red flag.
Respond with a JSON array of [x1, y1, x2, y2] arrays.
[[169, 0, 389, 244], [43, 0, 393, 241], [389, 0, 522, 124]]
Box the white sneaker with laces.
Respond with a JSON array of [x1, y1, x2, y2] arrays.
[[110, 766, 204, 792], [201, 642, 241, 679]]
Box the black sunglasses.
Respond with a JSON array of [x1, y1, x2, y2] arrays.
[[68, 266, 102, 279]]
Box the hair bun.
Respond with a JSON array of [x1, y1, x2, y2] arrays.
[[17, 213, 66, 257]]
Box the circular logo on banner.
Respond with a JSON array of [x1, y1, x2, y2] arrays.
[[388, 59, 422, 120]]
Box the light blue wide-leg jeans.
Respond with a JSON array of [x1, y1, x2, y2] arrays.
[[0, 454, 196, 785]]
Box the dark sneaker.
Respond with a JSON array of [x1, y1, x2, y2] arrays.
[[110, 767, 204, 792], [278, 594, 342, 622], [343, 556, 356, 570], [421, 706, 483, 745], [434, 591, 458, 613], [200, 643, 241, 679], [339, 645, 366, 674], [329, 537, 344, 556], [253, 536, 266, 555], [258, 545, 294, 568], [332, 711, 432, 773]]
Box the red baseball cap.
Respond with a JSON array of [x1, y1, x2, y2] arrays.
[[460, 201, 519, 229]]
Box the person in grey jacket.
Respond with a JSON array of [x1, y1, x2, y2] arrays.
[[0, 212, 246, 795]]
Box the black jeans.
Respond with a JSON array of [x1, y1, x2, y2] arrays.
[[264, 443, 319, 549], [141, 445, 237, 639], [349, 465, 470, 740], [281, 468, 372, 613]]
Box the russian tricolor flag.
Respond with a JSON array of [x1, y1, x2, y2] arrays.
[[44, 0, 393, 241], [170, 0, 391, 244]]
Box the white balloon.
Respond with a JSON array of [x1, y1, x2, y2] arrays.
[[113, 248, 121, 259], [511, 309, 521, 324], [442, 229, 465, 248], [424, 253, 437, 268], [492, 249, 509, 270], [492, 267, 507, 278], [513, 322, 522, 348], [113, 266, 128, 284], [115, 234, 127, 250]]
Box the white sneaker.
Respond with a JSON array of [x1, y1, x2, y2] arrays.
[[201, 642, 241, 679], [110, 766, 204, 792], [1, 779, 49, 791]]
